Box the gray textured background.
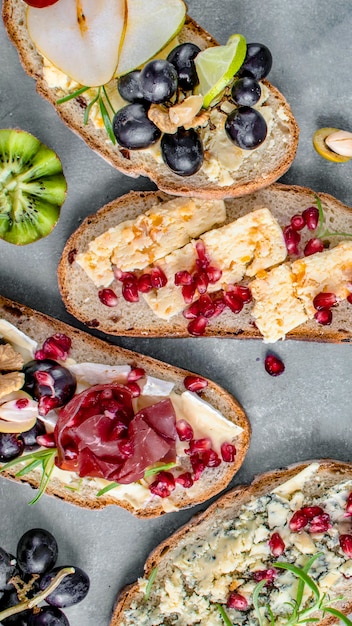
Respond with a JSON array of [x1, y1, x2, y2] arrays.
[[0, 1, 352, 624]]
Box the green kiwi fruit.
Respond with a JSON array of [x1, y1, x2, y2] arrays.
[[0, 128, 67, 245]]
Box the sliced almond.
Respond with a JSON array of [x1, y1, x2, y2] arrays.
[[325, 130, 352, 157]]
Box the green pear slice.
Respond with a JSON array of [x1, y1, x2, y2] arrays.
[[116, 0, 186, 76], [27, 0, 126, 87]]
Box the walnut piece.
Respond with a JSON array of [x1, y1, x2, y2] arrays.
[[148, 105, 178, 134], [0, 371, 25, 399], [0, 343, 24, 371]]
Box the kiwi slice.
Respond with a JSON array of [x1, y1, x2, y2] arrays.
[[0, 129, 67, 245]]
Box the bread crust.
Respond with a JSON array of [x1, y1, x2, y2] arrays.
[[0, 295, 250, 517], [57, 183, 352, 342], [112, 458, 352, 626], [2, 1, 299, 198]]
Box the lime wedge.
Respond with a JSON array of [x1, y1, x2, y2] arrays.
[[195, 34, 247, 109]]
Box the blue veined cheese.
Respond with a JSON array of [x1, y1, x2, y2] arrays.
[[143, 207, 287, 320], [76, 197, 226, 287]]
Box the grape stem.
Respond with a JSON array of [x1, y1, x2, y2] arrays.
[[0, 566, 75, 620]]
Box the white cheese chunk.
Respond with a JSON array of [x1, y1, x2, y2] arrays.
[[271, 463, 320, 498], [0, 319, 37, 361]]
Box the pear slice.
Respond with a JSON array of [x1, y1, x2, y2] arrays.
[[116, 0, 186, 77], [27, 0, 126, 87]]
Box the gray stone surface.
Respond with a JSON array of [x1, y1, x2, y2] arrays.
[[0, 1, 352, 625]]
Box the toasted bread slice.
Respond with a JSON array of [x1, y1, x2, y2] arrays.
[[2, 1, 299, 198], [112, 459, 352, 626], [0, 295, 250, 517], [58, 184, 352, 342]]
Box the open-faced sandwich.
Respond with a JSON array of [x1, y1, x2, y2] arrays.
[[2, 0, 299, 198], [0, 295, 250, 517], [112, 459, 352, 625], [58, 184, 352, 342]]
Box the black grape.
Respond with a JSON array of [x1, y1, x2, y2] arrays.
[[139, 59, 178, 103], [40, 566, 90, 608], [28, 607, 69, 626], [22, 360, 76, 416], [117, 70, 144, 102], [231, 76, 261, 106], [0, 433, 24, 462], [239, 43, 272, 80], [161, 128, 204, 176], [113, 103, 161, 149], [167, 42, 201, 90], [225, 106, 267, 149], [17, 529, 58, 576], [0, 548, 17, 592]]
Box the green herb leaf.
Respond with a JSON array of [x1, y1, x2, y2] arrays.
[[252, 579, 267, 626], [143, 462, 177, 477], [324, 606, 352, 625], [315, 194, 352, 239], [84, 89, 100, 125], [99, 95, 116, 144], [273, 561, 320, 602], [96, 482, 120, 497], [144, 567, 158, 601], [56, 85, 90, 104], [216, 603, 233, 626], [0, 448, 58, 504]]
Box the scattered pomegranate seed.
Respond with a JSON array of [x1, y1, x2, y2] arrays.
[[314, 308, 333, 325], [113, 267, 133, 282], [223, 291, 244, 314], [269, 532, 285, 556], [313, 292, 337, 310], [304, 238, 324, 256], [36, 432, 56, 448], [35, 333, 72, 361], [195, 241, 210, 269], [190, 455, 206, 480], [34, 370, 56, 396], [186, 438, 212, 454], [188, 316, 208, 336], [226, 592, 248, 610], [228, 284, 252, 303], [182, 283, 196, 304], [309, 513, 332, 534], [302, 206, 319, 230], [175, 472, 194, 488], [212, 297, 227, 317], [252, 568, 277, 584], [15, 397, 29, 409], [198, 293, 215, 318], [300, 505, 324, 519], [118, 439, 134, 458], [122, 278, 139, 302], [289, 510, 309, 531], [290, 214, 306, 231], [175, 270, 193, 286], [127, 368, 145, 382], [339, 534, 352, 558], [184, 375, 208, 392], [206, 266, 222, 283], [194, 271, 209, 294], [183, 301, 200, 319], [149, 471, 176, 498], [176, 419, 194, 441], [347, 292, 352, 305], [221, 442, 236, 462], [283, 225, 301, 255], [126, 382, 141, 397], [98, 288, 119, 307], [137, 273, 153, 293], [150, 266, 167, 289], [202, 448, 221, 467], [264, 354, 285, 376]]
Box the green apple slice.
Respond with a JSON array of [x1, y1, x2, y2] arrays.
[[116, 0, 186, 76], [27, 0, 126, 87], [195, 34, 247, 108]]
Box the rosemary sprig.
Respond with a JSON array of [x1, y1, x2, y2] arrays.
[[252, 552, 352, 625], [144, 567, 158, 601], [217, 602, 233, 626], [315, 194, 352, 239], [56, 85, 116, 144], [0, 448, 58, 504]]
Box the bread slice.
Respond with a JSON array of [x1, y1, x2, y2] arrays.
[[0, 295, 250, 517], [58, 183, 352, 342], [2, 1, 299, 199], [111, 459, 352, 626]]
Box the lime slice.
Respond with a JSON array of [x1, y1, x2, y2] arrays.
[[195, 34, 247, 109]]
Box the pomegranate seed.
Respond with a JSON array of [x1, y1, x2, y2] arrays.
[[176, 419, 194, 441], [137, 273, 153, 293], [309, 513, 332, 534], [186, 438, 212, 454], [122, 278, 139, 302], [175, 270, 193, 286], [190, 455, 206, 480], [290, 214, 306, 231], [194, 271, 209, 294], [253, 568, 277, 584], [175, 472, 194, 488], [183, 301, 201, 319], [347, 292, 352, 304], [264, 354, 285, 376], [127, 368, 145, 382], [98, 288, 119, 307], [15, 398, 29, 409], [198, 294, 215, 317], [289, 510, 309, 531], [150, 266, 167, 289], [314, 308, 333, 325], [221, 442, 236, 462], [313, 292, 337, 310], [223, 291, 244, 314], [226, 592, 248, 611], [304, 238, 324, 256], [114, 268, 136, 282], [188, 316, 208, 336], [195, 241, 209, 269], [36, 433, 56, 448], [184, 375, 208, 392], [212, 296, 227, 318], [345, 492, 352, 516], [206, 266, 222, 284], [228, 284, 252, 303], [35, 333, 72, 361], [339, 534, 352, 558], [269, 532, 285, 556], [182, 282, 196, 304], [126, 382, 141, 397], [202, 448, 221, 467], [283, 225, 300, 255], [118, 440, 134, 458], [302, 206, 319, 230], [149, 471, 176, 498], [300, 506, 325, 520]]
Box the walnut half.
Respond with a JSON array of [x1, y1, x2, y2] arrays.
[[0, 343, 25, 399]]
